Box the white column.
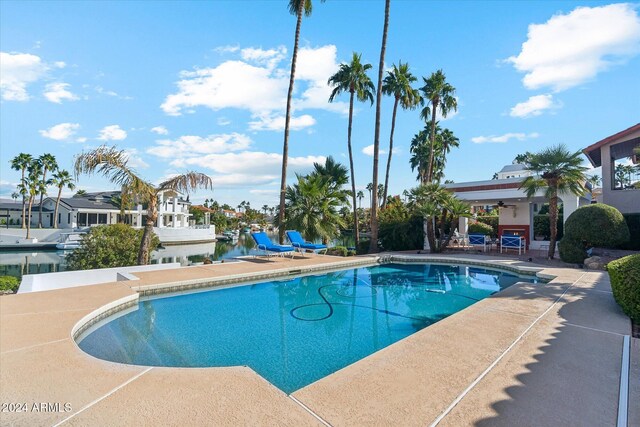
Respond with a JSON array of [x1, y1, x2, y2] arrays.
[[458, 217, 469, 235], [423, 219, 430, 251], [561, 195, 580, 224]]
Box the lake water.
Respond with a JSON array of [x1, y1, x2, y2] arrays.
[[0, 233, 357, 279]]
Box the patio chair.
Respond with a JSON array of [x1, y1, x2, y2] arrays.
[[468, 234, 488, 252], [285, 230, 327, 256], [500, 234, 526, 255], [250, 232, 294, 258]]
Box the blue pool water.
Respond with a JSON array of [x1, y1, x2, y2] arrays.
[[78, 263, 538, 393]]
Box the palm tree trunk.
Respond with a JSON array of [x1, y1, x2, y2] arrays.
[[53, 187, 62, 228], [548, 189, 559, 259], [369, 0, 390, 254], [278, 3, 303, 244], [38, 168, 47, 228], [20, 168, 26, 229], [426, 218, 436, 253], [347, 91, 360, 247], [426, 102, 438, 183], [137, 216, 155, 265], [26, 196, 34, 239], [383, 97, 399, 208]]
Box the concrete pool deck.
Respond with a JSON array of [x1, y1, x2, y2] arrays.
[[0, 253, 636, 426]]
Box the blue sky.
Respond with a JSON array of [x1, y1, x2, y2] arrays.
[[2, 1, 639, 208]]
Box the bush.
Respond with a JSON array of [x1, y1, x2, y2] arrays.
[[0, 276, 20, 293], [621, 213, 640, 250], [67, 224, 160, 270], [608, 254, 640, 321], [326, 246, 349, 257], [378, 215, 423, 251], [468, 221, 493, 236], [563, 204, 630, 248], [533, 214, 564, 240], [558, 238, 587, 264], [356, 239, 372, 255], [476, 216, 498, 237]]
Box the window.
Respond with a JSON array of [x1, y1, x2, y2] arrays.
[[68, 213, 71, 224], [58, 213, 61, 224], [88, 213, 98, 225], [78, 213, 87, 226], [98, 213, 108, 224]]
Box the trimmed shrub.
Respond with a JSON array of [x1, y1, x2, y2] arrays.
[[0, 276, 20, 293], [558, 238, 587, 264], [533, 214, 564, 240], [476, 216, 498, 237], [621, 213, 640, 250], [356, 239, 372, 255], [326, 246, 350, 257], [378, 215, 423, 251], [468, 221, 493, 236], [563, 204, 630, 248], [608, 254, 640, 321]]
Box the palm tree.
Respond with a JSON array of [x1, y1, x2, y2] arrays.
[[328, 53, 374, 247], [24, 162, 42, 239], [278, 0, 324, 244], [51, 170, 75, 228], [9, 153, 33, 229], [277, 173, 345, 244], [37, 153, 57, 228], [74, 145, 212, 264], [381, 61, 421, 206], [74, 189, 87, 197], [402, 189, 409, 202], [366, 182, 373, 208], [519, 144, 588, 259], [419, 70, 457, 183], [262, 205, 269, 216], [377, 183, 385, 207], [356, 190, 364, 209], [369, 0, 391, 254]]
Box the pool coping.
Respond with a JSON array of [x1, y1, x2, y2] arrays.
[[0, 253, 634, 426]]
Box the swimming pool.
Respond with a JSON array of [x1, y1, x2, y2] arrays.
[[78, 263, 539, 393]]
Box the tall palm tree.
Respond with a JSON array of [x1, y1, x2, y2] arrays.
[[328, 52, 375, 247], [74, 145, 212, 264], [278, 0, 324, 244], [369, 0, 391, 253], [357, 190, 364, 209], [24, 162, 43, 239], [10, 153, 33, 229], [381, 61, 421, 206], [377, 183, 385, 207], [51, 170, 75, 228], [419, 70, 457, 183], [37, 153, 57, 228], [366, 182, 373, 208], [519, 144, 588, 259]]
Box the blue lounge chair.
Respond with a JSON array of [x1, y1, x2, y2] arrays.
[[251, 232, 294, 258], [500, 235, 526, 255], [468, 233, 488, 252], [286, 230, 327, 256]]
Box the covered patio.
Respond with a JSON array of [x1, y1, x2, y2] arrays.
[[444, 177, 591, 252]]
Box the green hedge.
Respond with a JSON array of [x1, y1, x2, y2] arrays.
[[621, 213, 640, 250], [378, 215, 423, 251], [468, 221, 493, 236], [476, 216, 498, 237], [0, 276, 20, 293], [533, 214, 564, 240], [563, 204, 629, 248], [608, 254, 640, 322], [326, 246, 355, 257], [558, 238, 587, 264]]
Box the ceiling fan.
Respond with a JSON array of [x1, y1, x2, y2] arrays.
[[491, 200, 516, 209]]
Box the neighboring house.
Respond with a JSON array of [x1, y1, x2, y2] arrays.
[[0, 198, 54, 227], [40, 190, 192, 229], [496, 163, 532, 180], [583, 123, 640, 214]]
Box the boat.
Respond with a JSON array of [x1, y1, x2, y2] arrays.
[[55, 232, 85, 250]]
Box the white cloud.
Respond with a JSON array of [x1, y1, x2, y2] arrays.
[[248, 114, 316, 131], [214, 45, 240, 54], [240, 46, 287, 69], [39, 123, 80, 141], [147, 133, 252, 159], [509, 94, 560, 118], [217, 117, 231, 126], [171, 151, 324, 188], [361, 144, 400, 156], [161, 44, 348, 119], [150, 126, 169, 135], [508, 4, 640, 91], [471, 132, 540, 144], [123, 148, 149, 169], [53, 61, 66, 69], [76, 137, 87, 143], [43, 82, 78, 103], [95, 86, 133, 100], [98, 125, 127, 141], [0, 52, 48, 101]]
